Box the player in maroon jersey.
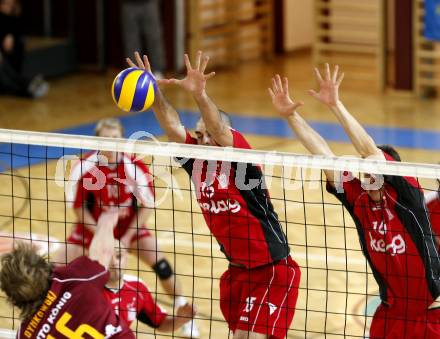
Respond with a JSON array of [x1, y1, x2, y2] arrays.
[[126, 51, 301, 339], [54, 117, 199, 337], [269, 65, 440, 338], [103, 245, 196, 332], [0, 210, 135, 339]]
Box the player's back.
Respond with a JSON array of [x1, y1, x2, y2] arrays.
[[17, 256, 134, 339]]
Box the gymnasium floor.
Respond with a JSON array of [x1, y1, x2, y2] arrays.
[[0, 52, 439, 338]]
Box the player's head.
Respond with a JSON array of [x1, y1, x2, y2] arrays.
[[195, 110, 232, 146], [109, 242, 128, 283], [362, 145, 401, 202], [0, 242, 52, 320], [95, 118, 124, 163]]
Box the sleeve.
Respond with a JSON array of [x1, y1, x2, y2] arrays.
[[72, 177, 86, 209], [326, 171, 364, 208], [231, 129, 252, 150], [175, 130, 197, 175], [136, 282, 168, 328], [53, 256, 109, 288]]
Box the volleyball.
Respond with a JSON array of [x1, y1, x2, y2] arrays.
[[111, 67, 157, 113]]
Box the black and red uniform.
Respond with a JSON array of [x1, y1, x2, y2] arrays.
[[327, 152, 440, 338], [17, 257, 134, 339], [426, 190, 440, 238], [177, 128, 300, 338]]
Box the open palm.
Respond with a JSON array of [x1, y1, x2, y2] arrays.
[[269, 75, 303, 117], [309, 63, 344, 107], [168, 51, 215, 97]]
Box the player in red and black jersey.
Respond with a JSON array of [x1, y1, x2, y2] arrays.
[[270, 66, 440, 338], [103, 246, 196, 333], [126, 51, 301, 339], [0, 210, 134, 339]]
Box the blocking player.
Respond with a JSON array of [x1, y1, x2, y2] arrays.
[[0, 210, 135, 338], [269, 66, 440, 338], [127, 51, 301, 339], [104, 244, 196, 333], [55, 118, 199, 338]]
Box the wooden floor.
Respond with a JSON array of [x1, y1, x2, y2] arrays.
[[0, 51, 439, 338]]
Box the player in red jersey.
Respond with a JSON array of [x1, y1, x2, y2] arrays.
[[126, 51, 301, 339], [0, 210, 135, 339], [54, 117, 199, 337], [269, 65, 440, 338], [426, 178, 440, 241], [103, 245, 196, 332]]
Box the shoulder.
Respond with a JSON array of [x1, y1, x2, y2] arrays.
[[123, 275, 149, 290], [53, 256, 107, 282], [231, 129, 251, 150]]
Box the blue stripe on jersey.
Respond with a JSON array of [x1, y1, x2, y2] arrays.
[[130, 72, 149, 112], [113, 67, 136, 103]]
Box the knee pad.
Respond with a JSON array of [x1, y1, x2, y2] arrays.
[[152, 258, 173, 280]]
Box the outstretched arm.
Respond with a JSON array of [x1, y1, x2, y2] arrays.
[[157, 303, 196, 332], [127, 52, 186, 143], [269, 74, 337, 184], [88, 209, 119, 269], [168, 51, 233, 146], [309, 64, 384, 160]]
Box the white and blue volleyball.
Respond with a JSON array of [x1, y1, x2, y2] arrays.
[[112, 67, 157, 113]]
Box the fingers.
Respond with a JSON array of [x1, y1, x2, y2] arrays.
[[292, 101, 305, 111], [336, 72, 345, 86], [184, 54, 192, 71], [308, 89, 319, 99], [134, 51, 144, 69], [275, 74, 283, 93], [126, 57, 136, 68], [283, 76, 289, 94], [314, 67, 324, 83], [200, 55, 210, 73], [325, 63, 331, 81], [195, 50, 202, 70], [268, 88, 275, 100], [166, 78, 181, 85], [143, 55, 152, 73], [332, 65, 339, 83], [205, 71, 216, 80], [272, 77, 280, 93]]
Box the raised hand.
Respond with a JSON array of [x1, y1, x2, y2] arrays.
[[308, 63, 344, 107], [167, 51, 216, 97], [268, 74, 304, 118], [126, 51, 167, 85]]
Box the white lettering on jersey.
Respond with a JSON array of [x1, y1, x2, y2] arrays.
[[267, 302, 277, 316], [372, 221, 387, 235], [369, 232, 406, 256], [199, 199, 241, 214], [104, 324, 122, 339], [244, 297, 257, 313]]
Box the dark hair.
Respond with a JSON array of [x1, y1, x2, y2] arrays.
[[0, 242, 52, 320], [197, 110, 232, 127], [377, 144, 401, 162]]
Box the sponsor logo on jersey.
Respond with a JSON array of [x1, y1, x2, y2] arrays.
[[199, 182, 241, 214], [368, 221, 406, 256], [267, 302, 277, 316]]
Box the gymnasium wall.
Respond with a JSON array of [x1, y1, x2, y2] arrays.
[[283, 0, 314, 51]]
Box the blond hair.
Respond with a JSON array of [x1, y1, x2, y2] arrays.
[[0, 242, 52, 320], [94, 118, 125, 137]]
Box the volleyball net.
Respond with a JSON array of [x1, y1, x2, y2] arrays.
[[0, 128, 439, 338]]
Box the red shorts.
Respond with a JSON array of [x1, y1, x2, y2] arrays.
[[67, 217, 151, 248], [370, 303, 440, 339], [220, 256, 300, 339]]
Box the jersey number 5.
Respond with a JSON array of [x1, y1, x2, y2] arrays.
[[48, 312, 104, 339]]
